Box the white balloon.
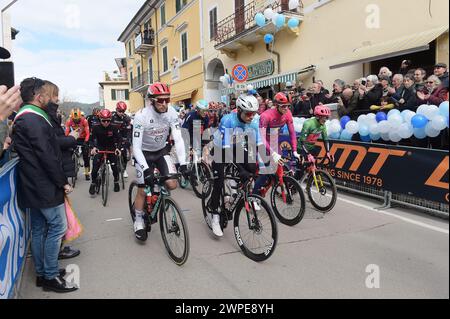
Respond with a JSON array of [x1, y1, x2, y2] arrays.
[[289, 0, 300, 10], [425, 123, 441, 138], [345, 121, 359, 134], [381, 132, 391, 141], [416, 104, 428, 115], [264, 8, 274, 20], [369, 123, 380, 135], [389, 131, 402, 143], [378, 121, 390, 134], [398, 123, 414, 139], [423, 105, 440, 120], [271, 13, 280, 26], [403, 111, 416, 125], [357, 114, 368, 124], [388, 114, 403, 127], [330, 122, 342, 134], [366, 113, 377, 121], [431, 115, 447, 131]]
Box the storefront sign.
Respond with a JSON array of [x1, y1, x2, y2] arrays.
[[248, 59, 274, 81]]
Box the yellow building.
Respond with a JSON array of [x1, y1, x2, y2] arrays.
[[118, 0, 204, 110], [202, 0, 449, 101]]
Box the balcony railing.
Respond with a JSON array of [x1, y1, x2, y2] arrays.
[[214, 0, 304, 47], [134, 31, 155, 55], [131, 70, 160, 91]]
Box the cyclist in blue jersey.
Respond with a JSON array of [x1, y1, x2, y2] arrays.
[[209, 95, 264, 237], [182, 99, 209, 150]]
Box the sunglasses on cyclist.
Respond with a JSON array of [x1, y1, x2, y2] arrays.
[[243, 111, 257, 117], [278, 104, 290, 109], [101, 119, 111, 123], [154, 97, 170, 104]]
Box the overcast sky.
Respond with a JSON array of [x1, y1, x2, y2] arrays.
[[9, 0, 145, 103]]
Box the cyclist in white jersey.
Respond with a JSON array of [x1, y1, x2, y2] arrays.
[[132, 82, 188, 241]]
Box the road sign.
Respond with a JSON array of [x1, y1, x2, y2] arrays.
[[234, 83, 247, 91], [232, 64, 249, 83]]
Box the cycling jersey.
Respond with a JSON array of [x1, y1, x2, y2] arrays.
[[86, 115, 100, 132], [133, 105, 187, 171], [65, 118, 90, 142], [89, 124, 121, 151], [259, 108, 297, 154], [297, 117, 330, 154], [111, 112, 132, 141], [213, 112, 263, 150]]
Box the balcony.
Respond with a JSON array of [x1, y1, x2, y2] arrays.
[[134, 31, 155, 55], [214, 0, 304, 55], [131, 70, 160, 92]]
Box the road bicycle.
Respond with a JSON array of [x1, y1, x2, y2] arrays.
[[180, 147, 213, 199], [202, 164, 278, 262], [128, 171, 190, 266], [70, 145, 83, 188], [94, 151, 116, 207]]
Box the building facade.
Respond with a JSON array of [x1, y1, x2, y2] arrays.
[[118, 0, 204, 112], [99, 58, 131, 112], [202, 0, 449, 102]]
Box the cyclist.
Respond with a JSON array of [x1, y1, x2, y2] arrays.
[[88, 109, 122, 195], [297, 104, 334, 165], [182, 99, 209, 151], [112, 101, 132, 178], [253, 92, 300, 196], [209, 95, 264, 237], [65, 108, 91, 181], [207, 102, 220, 129], [86, 108, 101, 132], [132, 82, 188, 242]]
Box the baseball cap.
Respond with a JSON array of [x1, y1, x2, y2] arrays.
[[434, 63, 447, 69]]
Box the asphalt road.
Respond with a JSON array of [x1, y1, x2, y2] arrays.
[[19, 167, 449, 299]]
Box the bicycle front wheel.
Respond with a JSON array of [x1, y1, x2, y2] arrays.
[[159, 197, 190, 266], [271, 176, 306, 226], [234, 195, 278, 262], [190, 161, 213, 199], [306, 169, 337, 213], [101, 164, 110, 207], [118, 156, 125, 190]]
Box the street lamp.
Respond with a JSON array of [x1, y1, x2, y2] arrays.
[[1, 0, 19, 49]]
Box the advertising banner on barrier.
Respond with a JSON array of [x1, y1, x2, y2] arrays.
[[0, 159, 30, 299], [279, 134, 449, 204]]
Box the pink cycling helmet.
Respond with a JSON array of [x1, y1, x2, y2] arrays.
[[314, 105, 331, 117]]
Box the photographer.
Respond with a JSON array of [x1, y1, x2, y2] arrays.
[[358, 75, 383, 109]]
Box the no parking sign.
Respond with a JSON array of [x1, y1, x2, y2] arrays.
[[232, 64, 249, 83]]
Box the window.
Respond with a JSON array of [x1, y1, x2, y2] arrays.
[[181, 32, 188, 62], [209, 7, 218, 40], [112, 89, 128, 101], [128, 41, 132, 57], [176, 0, 187, 13], [162, 46, 169, 72], [149, 57, 154, 83], [160, 4, 166, 26]]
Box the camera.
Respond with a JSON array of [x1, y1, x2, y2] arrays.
[[0, 47, 14, 89], [361, 79, 367, 86]]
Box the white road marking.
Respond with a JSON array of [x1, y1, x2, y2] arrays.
[[106, 218, 123, 222], [337, 197, 449, 235]]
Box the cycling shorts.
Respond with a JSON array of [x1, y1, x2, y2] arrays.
[[134, 147, 177, 187]]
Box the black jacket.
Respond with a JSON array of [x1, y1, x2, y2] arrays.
[[12, 104, 68, 209], [360, 84, 383, 109], [47, 103, 77, 178], [395, 86, 418, 111], [439, 72, 449, 89]]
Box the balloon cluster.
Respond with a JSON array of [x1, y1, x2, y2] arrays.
[[326, 102, 449, 142], [219, 74, 233, 88], [254, 0, 301, 45]]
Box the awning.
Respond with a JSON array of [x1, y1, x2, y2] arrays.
[[171, 89, 198, 103], [330, 25, 449, 69]]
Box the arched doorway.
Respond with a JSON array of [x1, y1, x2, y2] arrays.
[[205, 58, 225, 103]]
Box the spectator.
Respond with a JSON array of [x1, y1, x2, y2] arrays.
[[417, 75, 449, 105], [358, 75, 383, 109], [12, 77, 77, 293], [0, 85, 22, 122], [378, 66, 393, 79], [387, 74, 404, 96], [327, 79, 346, 102], [414, 68, 427, 91], [316, 80, 330, 95], [396, 74, 418, 111], [379, 76, 391, 97], [370, 96, 395, 112], [353, 79, 362, 91], [399, 59, 412, 75], [44, 81, 81, 260], [337, 88, 360, 119], [434, 63, 449, 88], [257, 96, 267, 115]]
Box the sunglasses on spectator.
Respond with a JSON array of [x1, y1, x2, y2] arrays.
[[426, 81, 435, 84], [154, 98, 170, 104]]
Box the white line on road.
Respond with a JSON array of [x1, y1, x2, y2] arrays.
[[106, 218, 124, 222], [337, 197, 449, 235]]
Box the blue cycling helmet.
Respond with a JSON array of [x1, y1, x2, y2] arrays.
[[196, 99, 209, 111]]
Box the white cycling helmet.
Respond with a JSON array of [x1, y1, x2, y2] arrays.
[[196, 99, 209, 111], [236, 95, 259, 112]]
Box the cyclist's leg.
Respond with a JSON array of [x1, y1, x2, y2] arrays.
[[210, 161, 225, 212], [133, 155, 148, 212], [89, 154, 101, 194], [109, 154, 120, 182], [154, 150, 178, 190], [80, 140, 90, 172]]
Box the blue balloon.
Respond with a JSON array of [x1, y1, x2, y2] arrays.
[[411, 114, 428, 128], [439, 101, 449, 118], [275, 14, 285, 28], [413, 127, 427, 139], [360, 135, 371, 142], [264, 33, 274, 44], [340, 116, 351, 129], [370, 133, 381, 141], [340, 129, 353, 141], [359, 124, 370, 136], [255, 13, 266, 27], [287, 18, 299, 28], [376, 112, 388, 123]]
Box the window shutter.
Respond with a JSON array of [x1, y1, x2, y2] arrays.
[[111, 89, 116, 101], [125, 89, 130, 100]]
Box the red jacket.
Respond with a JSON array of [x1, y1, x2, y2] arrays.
[[65, 118, 90, 142], [419, 86, 449, 106]]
